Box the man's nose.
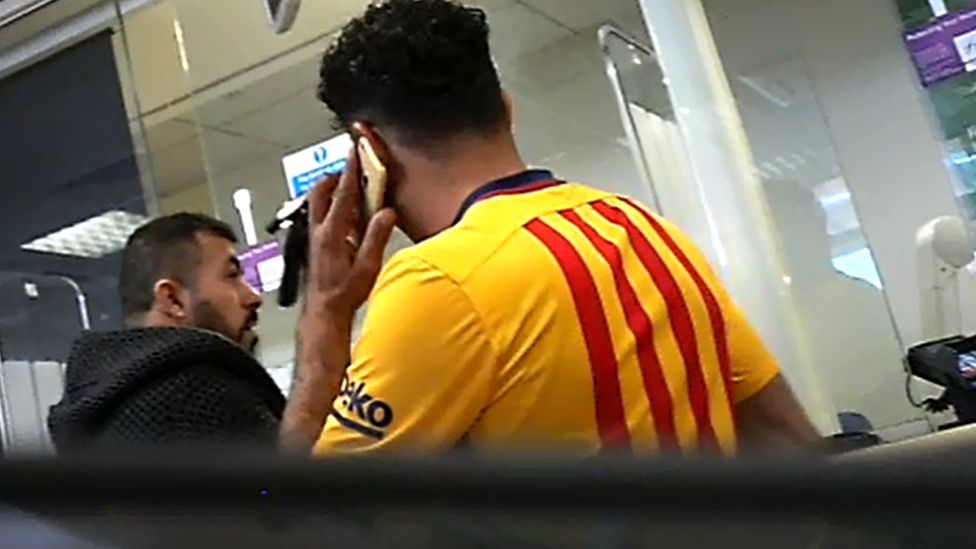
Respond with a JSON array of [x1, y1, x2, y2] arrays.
[[245, 284, 263, 309]]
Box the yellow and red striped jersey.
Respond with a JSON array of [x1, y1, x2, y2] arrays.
[[314, 170, 779, 455]]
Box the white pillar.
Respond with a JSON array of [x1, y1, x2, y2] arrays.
[[637, 0, 837, 433]]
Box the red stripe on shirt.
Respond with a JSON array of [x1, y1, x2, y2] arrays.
[[591, 201, 718, 449], [525, 218, 631, 449], [560, 210, 679, 451], [619, 198, 734, 417]]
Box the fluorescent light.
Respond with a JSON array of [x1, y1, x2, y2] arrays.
[[173, 17, 190, 74], [21, 210, 148, 259], [818, 191, 852, 207]]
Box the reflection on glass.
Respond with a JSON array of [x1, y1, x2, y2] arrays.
[[832, 249, 883, 290]]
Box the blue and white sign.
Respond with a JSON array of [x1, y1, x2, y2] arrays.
[[281, 133, 353, 198]]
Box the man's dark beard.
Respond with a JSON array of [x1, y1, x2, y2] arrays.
[[191, 299, 259, 353]]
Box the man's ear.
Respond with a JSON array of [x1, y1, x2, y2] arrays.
[[351, 121, 392, 169], [152, 279, 189, 322]]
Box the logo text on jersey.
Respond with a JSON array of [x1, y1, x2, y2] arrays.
[[332, 375, 394, 439]]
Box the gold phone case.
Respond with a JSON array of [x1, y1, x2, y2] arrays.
[[357, 138, 388, 219]]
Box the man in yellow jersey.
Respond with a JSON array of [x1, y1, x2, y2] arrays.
[[301, 0, 818, 454]]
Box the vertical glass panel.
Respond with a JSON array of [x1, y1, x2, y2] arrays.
[[700, 0, 926, 434], [491, 0, 649, 203], [0, 0, 155, 453], [603, 20, 921, 435], [601, 27, 716, 255], [161, 0, 363, 377], [113, 0, 219, 218], [0, 1, 167, 328], [118, 0, 656, 380]]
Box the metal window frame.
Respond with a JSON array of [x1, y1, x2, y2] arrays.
[[598, 24, 663, 213], [0, 0, 59, 29], [0, 0, 154, 80]]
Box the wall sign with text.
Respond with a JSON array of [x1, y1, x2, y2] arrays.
[[280, 133, 353, 199], [239, 240, 284, 294], [905, 8, 976, 87]]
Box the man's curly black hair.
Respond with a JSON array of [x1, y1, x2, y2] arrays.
[[318, 0, 506, 145]]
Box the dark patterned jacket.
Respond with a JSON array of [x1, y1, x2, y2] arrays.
[[48, 327, 285, 454]]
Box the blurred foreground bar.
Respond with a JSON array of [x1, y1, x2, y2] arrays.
[[0, 426, 974, 547]]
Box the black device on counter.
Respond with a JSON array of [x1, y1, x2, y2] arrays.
[[907, 335, 976, 424]]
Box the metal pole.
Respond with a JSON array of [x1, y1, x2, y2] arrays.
[[0, 364, 11, 453], [0, 278, 14, 452], [598, 25, 662, 214], [26, 362, 45, 452], [57, 276, 91, 331]]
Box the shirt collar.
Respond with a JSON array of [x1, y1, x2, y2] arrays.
[[452, 169, 560, 226]]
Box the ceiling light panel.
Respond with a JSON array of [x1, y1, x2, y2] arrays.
[[21, 210, 148, 259]]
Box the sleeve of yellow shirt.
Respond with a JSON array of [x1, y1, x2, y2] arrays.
[[723, 296, 781, 404], [313, 254, 497, 454]]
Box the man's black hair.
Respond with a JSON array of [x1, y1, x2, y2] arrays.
[[318, 0, 506, 144], [119, 213, 237, 324]]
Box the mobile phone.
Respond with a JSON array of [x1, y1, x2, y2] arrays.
[[357, 137, 388, 221]]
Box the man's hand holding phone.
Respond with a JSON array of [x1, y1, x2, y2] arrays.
[[279, 145, 396, 453], [305, 143, 394, 319]]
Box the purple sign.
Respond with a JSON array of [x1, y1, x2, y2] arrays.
[[239, 240, 284, 294], [905, 8, 976, 87]]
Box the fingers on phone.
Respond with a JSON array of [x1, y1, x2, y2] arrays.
[[308, 174, 340, 226], [324, 169, 360, 241], [353, 209, 397, 281], [308, 145, 360, 227]]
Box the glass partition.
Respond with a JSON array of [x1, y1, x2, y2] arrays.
[[0, 1, 162, 454], [600, 27, 711, 254], [601, 24, 923, 436], [111, 0, 654, 382]]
